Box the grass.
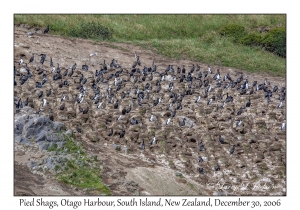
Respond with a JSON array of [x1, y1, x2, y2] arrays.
[[14, 14, 286, 76], [48, 133, 111, 195]]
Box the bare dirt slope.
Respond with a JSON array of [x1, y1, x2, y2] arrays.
[[14, 25, 286, 196]]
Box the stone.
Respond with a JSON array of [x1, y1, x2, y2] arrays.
[[46, 133, 65, 142], [39, 142, 50, 150], [175, 172, 182, 177], [28, 160, 38, 168], [65, 130, 73, 136], [53, 122, 66, 131], [35, 130, 48, 142], [15, 136, 31, 145]]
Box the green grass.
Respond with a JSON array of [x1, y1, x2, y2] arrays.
[[14, 14, 286, 76], [48, 133, 111, 195]]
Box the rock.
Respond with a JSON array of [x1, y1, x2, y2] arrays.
[[28, 160, 38, 168], [39, 142, 50, 150], [14, 135, 31, 145], [35, 130, 48, 142], [53, 122, 66, 132], [112, 144, 121, 151], [65, 130, 73, 136], [56, 141, 65, 148], [46, 133, 65, 142], [14, 122, 24, 135], [175, 172, 182, 177]]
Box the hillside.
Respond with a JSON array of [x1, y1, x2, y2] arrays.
[[14, 25, 286, 196]]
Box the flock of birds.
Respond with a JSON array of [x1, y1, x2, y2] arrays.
[[14, 49, 286, 175]]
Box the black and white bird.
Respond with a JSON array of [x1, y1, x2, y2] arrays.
[[61, 94, 66, 103], [214, 165, 220, 171], [108, 128, 113, 136], [195, 96, 201, 103], [38, 91, 43, 98], [149, 114, 154, 122], [120, 130, 125, 138], [198, 156, 203, 163], [117, 115, 122, 121], [236, 120, 242, 127], [246, 98, 251, 108], [237, 107, 244, 115], [219, 135, 225, 144], [46, 89, 52, 97], [36, 82, 42, 88], [171, 110, 176, 118], [220, 101, 226, 109], [229, 145, 236, 155], [278, 101, 283, 109], [42, 98, 47, 107], [281, 122, 285, 131], [43, 25, 50, 34], [19, 58, 23, 65], [131, 118, 138, 125], [198, 167, 204, 174], [60, 103, 65, 110], [24, 98, 28, 106], [42, 76, 47, 85], [141, 140, 145, 151], [50, 57, 54, 68], [97, 102, 103, 109], [166, 118, 171, 125], [29, 53, 34, 63], [56, 63, 61, 74], [180, 118, 186, 127], [213, 69, 220, 80], [150, 137, 156, 145], [207, 98, 213, 105], [198, 141, 205, 151]]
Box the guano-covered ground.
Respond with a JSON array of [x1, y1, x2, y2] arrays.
[[14, 25, 286, 196]]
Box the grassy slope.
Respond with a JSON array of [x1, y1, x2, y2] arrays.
[[14, 14, 286, 76], [48, 133, 111, 195]]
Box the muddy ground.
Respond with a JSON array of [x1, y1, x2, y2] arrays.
[[14, 25, 286, 196]]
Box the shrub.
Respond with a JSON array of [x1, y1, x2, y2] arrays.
[[219, 24, 246, 41], [261, 27, 286, 58], [69, 22, 113, 40], [239, 33, 262, 46]]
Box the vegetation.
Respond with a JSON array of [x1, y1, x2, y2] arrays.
[[14, 14, 286, 76], [47, 133, 111, 195]]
